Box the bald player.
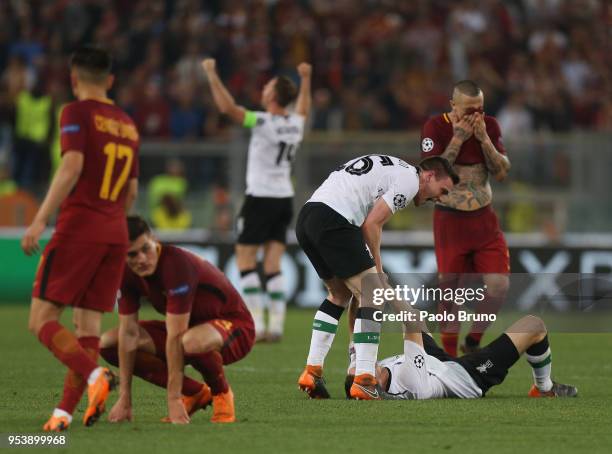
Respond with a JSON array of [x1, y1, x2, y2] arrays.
[[420, 80, 511, 356]]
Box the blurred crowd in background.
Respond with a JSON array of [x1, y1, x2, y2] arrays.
[[0, 0, 610, 231]]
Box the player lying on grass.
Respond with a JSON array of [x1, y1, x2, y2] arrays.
[[346, 313, 577, 400], [100, 216, 255, 424]]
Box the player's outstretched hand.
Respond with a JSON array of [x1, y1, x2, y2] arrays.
[[201, 58, 216, 74], [168, 397, 190, 424], [21, 219, 45, 256], [108, 397, 133, 423], [297, 62, 312, 78]]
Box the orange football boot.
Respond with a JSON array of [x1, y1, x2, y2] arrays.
[[297, 365, 330, 399], [161, 384, 213, 422], [528, 382, 577, 398], [349, 374, 381, 400], [83, 368, 117, 427], [211, 387, 235, 423]]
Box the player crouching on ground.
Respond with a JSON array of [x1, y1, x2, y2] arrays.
[[346, 313, 577, 400], [100, 216, 255, 424]]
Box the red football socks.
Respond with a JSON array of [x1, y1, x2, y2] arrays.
[[187, 351, 229, 395], [38, 321, 99, 380], [100, 346, 204, 396], [58, 336, 99, 414]]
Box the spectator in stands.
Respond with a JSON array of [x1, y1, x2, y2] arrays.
[[133, 77, 170, 138], [11, 78, 53, 190], [148, 158, 188, 218], [151, 193, 192, 230]]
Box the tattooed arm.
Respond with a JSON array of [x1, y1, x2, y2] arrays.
[[442, 114, 474, 165], [439, 163, 492, 211], [473, 114, 510, 181]]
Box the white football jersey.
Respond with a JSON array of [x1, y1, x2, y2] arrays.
[[379, 343, 482, 399], [308, 155, 419, 226], [244, 111, 305, 198]]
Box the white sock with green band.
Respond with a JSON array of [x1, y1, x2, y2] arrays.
[[526, 336, 553, 392], [240, 269, 264, 338], [266, 273, 286, 337], [353, 308, 381, 377], [306, 299, 345, 367]]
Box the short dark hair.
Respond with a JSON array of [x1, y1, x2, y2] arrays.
[[419, 156, 460, 185], [274, 76, 298, 107], [127, 215, 151, 242], [453, 80, 481, 97], [70, 45, 112, 83]]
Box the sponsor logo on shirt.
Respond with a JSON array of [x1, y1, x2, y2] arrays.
[[61, 124, 80, 134], [168, 284, 190, 297], [421, 137, 434, 152]]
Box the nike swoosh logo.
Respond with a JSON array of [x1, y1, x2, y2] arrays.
[[354, 383, 380, 399]]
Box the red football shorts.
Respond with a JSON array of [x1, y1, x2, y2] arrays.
[[32, 235, 127, 312], [433, 205, 510, 274], [140, 317, 255, 365]]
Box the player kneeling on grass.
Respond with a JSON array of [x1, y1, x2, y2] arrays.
[[100, 216, 255, 424], [346, 314, 577, 400]]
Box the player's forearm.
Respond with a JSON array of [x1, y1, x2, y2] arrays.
[[362, 222, 383, 274], [441, 136, 465, 166], [206, 71, 237, 114], [295, 75, 311, 117], [33, 164, 80, 224], [117, 330, 138, 399], [480, 138, 510, 181], [124, 179, 138, 213], [165, 335, 185, 400]]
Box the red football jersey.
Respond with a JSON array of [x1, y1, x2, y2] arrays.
[[119, 245, 252, 326], [56, 98, 140, 244], [420, 113, 505, 165]]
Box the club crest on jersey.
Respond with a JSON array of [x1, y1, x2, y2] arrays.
[[256, 117, 265, 126], [421, 137, 434, 152], [393, 194, 407, 209], [414, 354, 425, 368], [168, 284, 190, 296], [476, 359, 494, 374]]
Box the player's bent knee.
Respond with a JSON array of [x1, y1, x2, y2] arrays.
[[181, 330, 216, 355], [484, 275, 510, 297], [100, 328, 119, 349]]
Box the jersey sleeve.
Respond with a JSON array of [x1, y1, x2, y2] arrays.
[[59, 103, 87, 155], [420, 118, 444, 158], [487, 117, 506, 155], [160, 250, 199, 315], [118, 272, 141, 315], [381, 168, 419, 214]]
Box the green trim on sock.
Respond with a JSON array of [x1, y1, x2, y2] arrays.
[[353, 332, 380, 344], [268, 291, 285, 300], [243, 287, 262, 295], [312, 319, 338, 333], [528, 355, 552, 368]]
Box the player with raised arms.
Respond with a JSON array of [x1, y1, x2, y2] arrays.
[[100, 216, 254, 424], [296, 155, 459, 400], [202, 58, 311, 342], [22, 46, 139, 431]]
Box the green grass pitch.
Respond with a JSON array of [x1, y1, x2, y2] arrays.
[[1, 305, 611, 453]]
